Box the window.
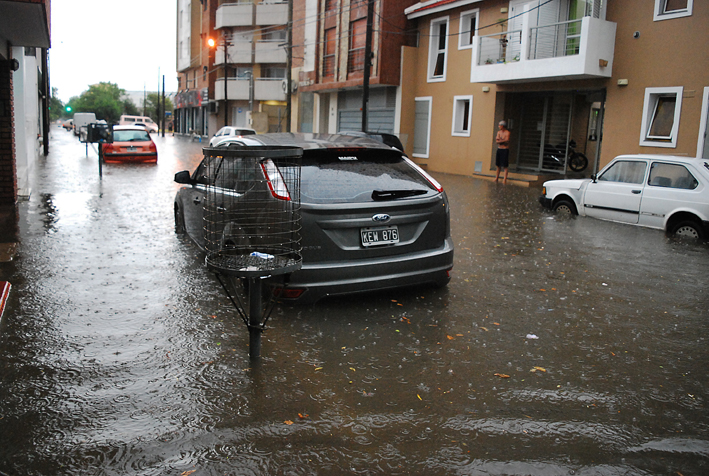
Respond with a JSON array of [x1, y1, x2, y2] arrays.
[[348, 19, 367, 73], [413, 97, 432, 158], [428, 18, 449, 81], [451, 96, 473, 137], [458, 10, 478, 49], [323, 28, 337, 78], [640, 87, 683, 148], [654, 0, 693, 21], [648, 162, 698, 189], [599, 161, 647, 184]]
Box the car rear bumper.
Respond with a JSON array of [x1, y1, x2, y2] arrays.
[[103, 153, 158, 163], [273, 237, 454, 303]]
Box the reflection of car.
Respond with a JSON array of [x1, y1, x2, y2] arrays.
[[339, 131, 405, 152], [209, 126, 257, 147], [539, 155, 709, 239], [101, 125, 158, 163], [174, 133, 453, 302]]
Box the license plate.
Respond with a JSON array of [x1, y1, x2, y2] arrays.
[[361, 226, 399, 247], [127, 146, 137, 152]]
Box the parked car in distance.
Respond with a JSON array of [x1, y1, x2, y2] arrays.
[[209, 126, 257, 147], [174, 133, 454, 303], [101, 125, 157, 163], [62, 119, 73, 131], [539, 154, 709, 239], [118, 115, 159, 133], [339, 131, 406, 153]]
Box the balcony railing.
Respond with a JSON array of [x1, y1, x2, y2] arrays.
[[477, 30, 522, 65], [347, 47, 365, 73], [470, 16, 616, 83], [216, 1, 288, 28], [529, 19, 583, 59]]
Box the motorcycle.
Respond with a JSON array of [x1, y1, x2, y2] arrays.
[[542, 140, 589, 172]]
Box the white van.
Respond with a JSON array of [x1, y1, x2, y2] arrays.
[[119, 115, 159, 133], [73, 112, 97, 136]]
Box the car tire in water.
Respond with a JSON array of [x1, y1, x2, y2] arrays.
[[175, 206, 186, 234], [671, 220, 703, 240], [553, 199, 577, 215]]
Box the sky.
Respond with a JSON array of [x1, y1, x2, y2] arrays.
[[50, 0, 179, 103]]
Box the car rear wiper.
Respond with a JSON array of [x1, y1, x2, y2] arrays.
[[372, 189, 428, 200]]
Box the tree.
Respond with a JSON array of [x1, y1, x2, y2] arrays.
[[143, 92, 174, 123], [70, 82, 126, 123]]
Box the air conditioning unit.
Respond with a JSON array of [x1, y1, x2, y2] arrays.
[[209, 101, 219, 114]]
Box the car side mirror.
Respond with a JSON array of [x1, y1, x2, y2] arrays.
[[174, 170, 193, 184]]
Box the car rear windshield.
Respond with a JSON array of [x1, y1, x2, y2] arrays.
[[290, 148, 437, 203], [113, 130, 151, 142]]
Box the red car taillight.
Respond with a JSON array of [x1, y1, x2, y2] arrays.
[[260, 159, 291, 201], [148, 142, 157, 153], [102, 143, 114, 154]]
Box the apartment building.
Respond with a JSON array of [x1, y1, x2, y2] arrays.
[[291, 0, 418, 136], [0, 0, 51, 204], [396, 0, 707, 183], [175, 0, 290, 136]]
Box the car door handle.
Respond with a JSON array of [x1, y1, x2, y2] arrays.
[[631, 190, 642, 194]]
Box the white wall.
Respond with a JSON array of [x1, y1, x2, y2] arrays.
[[12, 47, 40, 199]]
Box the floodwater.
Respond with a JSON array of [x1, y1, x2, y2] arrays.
[[0, 128, 708, 475]]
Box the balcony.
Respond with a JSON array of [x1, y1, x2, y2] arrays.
[[255, 40, 287, 63], [213, 43, 252, 65], [216, 1, 288, 29], [470, 16, 616, 84], [215, 77, 287, 102]]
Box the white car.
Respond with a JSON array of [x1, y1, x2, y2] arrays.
[[209, 126, 257, 147], [539, 155, 709, 239]]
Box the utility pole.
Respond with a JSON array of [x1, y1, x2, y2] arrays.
[[286, 0, 293, 132], [361, 0, 374, 132], [162, 75, 166, 138], [224, 34, 229, 128]]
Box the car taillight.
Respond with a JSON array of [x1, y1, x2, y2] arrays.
[[149, 142, 157, 152], [260, 159, 291, 201], [102, 143, 114, 154], [272, 287, 305, 299], [404, 157, 443, 192]]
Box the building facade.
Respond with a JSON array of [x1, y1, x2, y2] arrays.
[[397, 0, 708, 183], [175, 0, 290, 137], [0, 0, 51, 204], [291, 0, 418, 138]]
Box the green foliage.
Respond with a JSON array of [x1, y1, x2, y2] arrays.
[[143, 92, 175, 123]]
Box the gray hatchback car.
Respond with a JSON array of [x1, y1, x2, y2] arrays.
[[174, 133, 454, 302]]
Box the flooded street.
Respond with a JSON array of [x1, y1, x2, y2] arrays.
[[1, 128, 708, 475]]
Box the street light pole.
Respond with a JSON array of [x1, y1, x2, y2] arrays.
[[223, 34, 229, 128]]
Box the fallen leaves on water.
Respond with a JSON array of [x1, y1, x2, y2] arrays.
[[284, 420, 294, 425], [494, 373, 510, 378], [480, 327, 489, 332], [530, 366, 547, 373], [182, 471, 196, 476], [446, 335, 455, 340], [298, 413, 308, 419]]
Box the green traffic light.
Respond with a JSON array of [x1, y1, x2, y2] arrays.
[[66, 106, 72, 112]]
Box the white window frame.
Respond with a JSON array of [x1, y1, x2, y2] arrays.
[[639, 87, 683, 148], [653, 0, 693, 21], [413, 97, 432, 158], [458, 9, 479, 50], [451, 95, 473, 137], [427, 17, 449, 82], [698, 87, 709, 158]]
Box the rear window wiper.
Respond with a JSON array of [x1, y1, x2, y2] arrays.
[[372, 189, 428, 200]]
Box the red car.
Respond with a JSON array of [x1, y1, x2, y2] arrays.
[[102, 125, 158, 163]]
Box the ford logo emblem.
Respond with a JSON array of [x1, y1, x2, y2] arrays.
[[372, 214, 390, 223]]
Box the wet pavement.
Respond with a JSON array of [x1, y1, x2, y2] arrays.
[[1, 127, 708, 475]]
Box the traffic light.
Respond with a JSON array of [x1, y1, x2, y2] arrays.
[[66, 106, 72, 113]]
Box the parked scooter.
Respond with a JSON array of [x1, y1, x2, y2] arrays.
[[543, 140, 589, 172]]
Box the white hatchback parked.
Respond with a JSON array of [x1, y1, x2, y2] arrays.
[[539, 155, 709, 239]]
